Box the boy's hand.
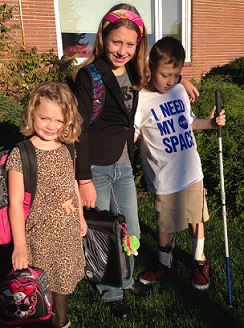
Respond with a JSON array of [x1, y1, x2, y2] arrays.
[[209, 106, 226, 128]]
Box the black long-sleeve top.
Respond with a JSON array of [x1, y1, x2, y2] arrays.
[[74, 57, 139, 180]]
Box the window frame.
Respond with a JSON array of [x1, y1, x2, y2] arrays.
[[54, 0, 191, 62], [154, 0, 191, 62]]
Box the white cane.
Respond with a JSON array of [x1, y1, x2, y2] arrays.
[[215, 90, 233, 308]]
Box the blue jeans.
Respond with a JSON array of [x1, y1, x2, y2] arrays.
[[91, 163, 140, 302]]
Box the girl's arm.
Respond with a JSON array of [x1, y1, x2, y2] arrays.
[[75, 69, 97, 207], [74, 179, 88, 237], [8, 169, 28, 270], [191, 107, 226, 130], [181, 77, 200, 103]]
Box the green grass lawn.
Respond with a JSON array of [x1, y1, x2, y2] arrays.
[[68, 192, 243, 328]]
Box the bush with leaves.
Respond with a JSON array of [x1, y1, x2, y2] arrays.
[[0, 44, 77, 150], [227, 57, 244, 88], [0, 91, 24, 126], [205, 56, 244, 89], [0, 47, 76, 106], [192, 75, 244, 224]]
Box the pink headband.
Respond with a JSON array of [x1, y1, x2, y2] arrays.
[[103, 9, 144, 42]]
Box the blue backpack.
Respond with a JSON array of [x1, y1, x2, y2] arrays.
[[84, 63, 105, 124]]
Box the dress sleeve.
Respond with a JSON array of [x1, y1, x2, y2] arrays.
[[5, 147, 23, 173]]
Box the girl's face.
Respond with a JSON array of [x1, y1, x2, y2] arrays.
[[32, 98, 64, 142], [104, 26, 138, 75], [149, 61, 182, 94]]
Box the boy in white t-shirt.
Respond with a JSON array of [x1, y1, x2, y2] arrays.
[[134, 36, 226, 290]]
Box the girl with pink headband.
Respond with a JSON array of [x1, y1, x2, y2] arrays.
[[72, 3, 199, 322], [103, 9, 144, 42]]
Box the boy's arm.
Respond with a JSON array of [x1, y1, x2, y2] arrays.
[[8, 169, 28, 270], [191, 106, 226, 130]]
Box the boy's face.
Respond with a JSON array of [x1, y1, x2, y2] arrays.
[[150, 61, 183, 94]]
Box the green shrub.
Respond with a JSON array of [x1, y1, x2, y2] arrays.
[[0, 47, 76, 106], [228, 57, 244, 87], [204, 56, 244, 88], [0, 92, 25, 150], [192, 76, 244, 223], [0, 92, 24, 126]]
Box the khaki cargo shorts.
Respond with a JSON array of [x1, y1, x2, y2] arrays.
[[155, 180, 209, 233]]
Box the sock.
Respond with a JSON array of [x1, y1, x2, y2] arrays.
[[158, 238, 175, 268], [191, 237, 205, 261]]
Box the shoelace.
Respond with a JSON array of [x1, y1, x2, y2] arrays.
[[194, 262, 208, 276]]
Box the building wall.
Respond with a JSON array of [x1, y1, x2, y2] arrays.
[[5, 0, 58, 53], [4, 0, 244, 82], [182, 0, 244, 80]]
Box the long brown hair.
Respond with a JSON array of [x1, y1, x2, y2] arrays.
[[72, 3, 150, 90]]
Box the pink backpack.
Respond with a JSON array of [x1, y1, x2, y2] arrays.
[[0, 140, 37, 245], [0, 267, 53, 327]]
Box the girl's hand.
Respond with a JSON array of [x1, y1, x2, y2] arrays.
[[78, 181, 97, 208], [80, 216, 88, 237], [181, 77, 200, 102], [12, 245, 28, 271]]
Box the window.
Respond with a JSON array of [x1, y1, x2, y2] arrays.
[[55, 0, 191, 62], [155, 0, 191, 62]]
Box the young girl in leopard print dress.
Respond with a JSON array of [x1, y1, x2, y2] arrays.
[[6, 81, 87, 328]]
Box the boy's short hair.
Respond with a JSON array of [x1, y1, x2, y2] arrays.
[[149, 36, 185, 72]]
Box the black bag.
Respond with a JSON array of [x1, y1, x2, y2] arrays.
[[83, 208, 131, 288], [0, 267, 53, 327]]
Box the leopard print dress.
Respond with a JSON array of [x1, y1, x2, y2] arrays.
[[6, 144, 85, 294]]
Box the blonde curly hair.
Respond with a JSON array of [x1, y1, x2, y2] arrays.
[[21, 81, 83, 143]]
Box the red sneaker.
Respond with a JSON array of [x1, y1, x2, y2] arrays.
[[191, 259, 210, 290], [139, 263, 174, 285]]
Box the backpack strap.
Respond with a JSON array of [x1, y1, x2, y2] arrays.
[[84, 63, 105, 124], [16, 139, 37, 205]]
